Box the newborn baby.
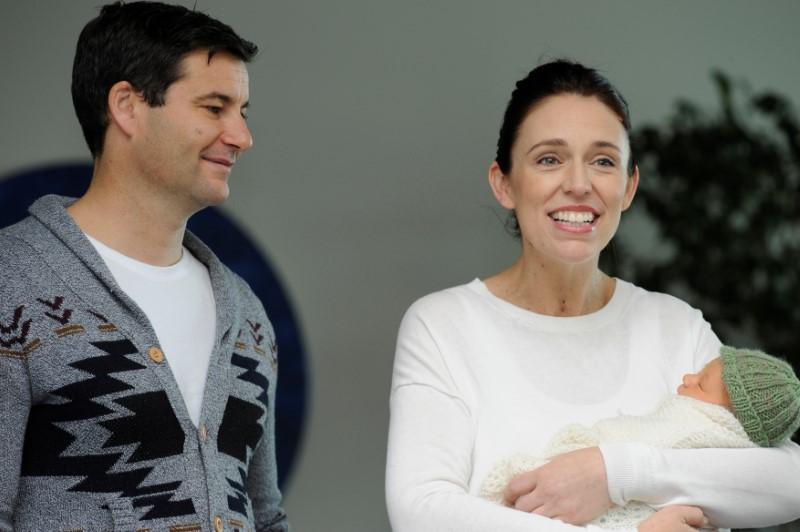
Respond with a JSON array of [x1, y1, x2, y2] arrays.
[[480, 346, 800, 529]]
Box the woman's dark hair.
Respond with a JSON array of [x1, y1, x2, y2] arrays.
[[72, 1, 258, 158], [495, 59, 636, 237]]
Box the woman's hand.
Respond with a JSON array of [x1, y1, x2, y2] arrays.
[[639, 506, 709, 532], [503, 447, 611, 524]]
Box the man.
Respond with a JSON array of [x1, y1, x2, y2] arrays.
[[0, 2, 288, 531]]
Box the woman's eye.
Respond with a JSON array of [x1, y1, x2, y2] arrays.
[[537, 156, 559, 166], [594, 157, 616, 167]]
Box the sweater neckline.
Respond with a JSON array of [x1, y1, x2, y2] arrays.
[[467, 277, 633, 332]]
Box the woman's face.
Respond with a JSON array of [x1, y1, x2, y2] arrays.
[[490, 93, 638, 266]]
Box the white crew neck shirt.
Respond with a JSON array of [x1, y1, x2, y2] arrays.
[[387, 278, 800, 531], [86, 235, 216, 427]]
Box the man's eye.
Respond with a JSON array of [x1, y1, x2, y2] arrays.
[[537, 156, 559, 166], [206, 106, 223, 115], [595, 157, 615, 167]]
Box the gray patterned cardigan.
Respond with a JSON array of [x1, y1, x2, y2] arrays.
[[0, 195, 288, 532]]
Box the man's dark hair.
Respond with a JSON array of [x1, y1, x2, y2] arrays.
[[72, 1, 258, 158]]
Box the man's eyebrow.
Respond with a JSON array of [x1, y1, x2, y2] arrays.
[[194, 92, 249, 108]]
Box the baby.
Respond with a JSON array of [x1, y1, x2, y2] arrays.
[[480, 346, 800, 529]]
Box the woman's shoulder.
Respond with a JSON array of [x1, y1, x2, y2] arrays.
[[618, 279, 706, 319], [403, 279, 488, 318]]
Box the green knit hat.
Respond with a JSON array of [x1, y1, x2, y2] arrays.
[[719, 346, 800, 447]]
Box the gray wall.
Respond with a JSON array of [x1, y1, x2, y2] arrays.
[[2, 2, 799, 530]]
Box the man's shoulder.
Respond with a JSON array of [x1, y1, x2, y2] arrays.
[[183, 230, 264, 308], [225, 263, 265, 312], [0, 215, 48, 276]]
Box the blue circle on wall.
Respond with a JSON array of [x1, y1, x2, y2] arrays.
[[0, 162, 307, 491]]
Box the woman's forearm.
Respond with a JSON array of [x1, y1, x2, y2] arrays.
[[387, 384, 614, 532], [600, 441, 800, 528]]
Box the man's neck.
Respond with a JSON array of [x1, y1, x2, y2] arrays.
[[67, 166, 191, 267]]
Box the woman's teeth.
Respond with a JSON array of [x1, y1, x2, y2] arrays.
[[550, 211, 595, 224]]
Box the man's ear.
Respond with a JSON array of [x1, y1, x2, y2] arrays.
[[106, 81, 142, 138], [488, 161, 515, 210]]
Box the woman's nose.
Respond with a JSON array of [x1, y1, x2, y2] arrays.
[[562, 164, 592, 195]]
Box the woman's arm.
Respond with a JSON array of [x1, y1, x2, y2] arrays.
[[387, 384, 611, 532], [386, 305, 611, 532], [596, 308, 799, 528], [506, 303, 800, 529], [601, 441, 800, 529]]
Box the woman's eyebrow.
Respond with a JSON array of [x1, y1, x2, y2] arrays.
[[527, 138, 567, 155], [526, 139, 621, 155], [592, 140, 621, 152]]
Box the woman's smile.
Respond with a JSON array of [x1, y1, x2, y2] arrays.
[[548, 205, 600, 234], [490, 93, 638, 266]]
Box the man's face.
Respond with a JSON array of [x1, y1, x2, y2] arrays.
[[134, 49, 252, 212]]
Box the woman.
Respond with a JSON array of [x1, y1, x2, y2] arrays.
[[385, 60, 800, 531]]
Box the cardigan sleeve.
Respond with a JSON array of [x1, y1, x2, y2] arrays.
[[0, 302, 33, 531], [386, 304, 617, 532], [246, 382, 289, 532], [244, 315, 288, 532]]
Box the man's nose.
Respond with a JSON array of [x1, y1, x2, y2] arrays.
[[222, 114, 254, 152]]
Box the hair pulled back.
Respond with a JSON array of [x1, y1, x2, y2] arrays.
[[494, 59, 635, 238], [495, 59, 635, 176]]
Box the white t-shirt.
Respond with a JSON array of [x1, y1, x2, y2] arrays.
[[386, 278, 800, 532], [86, 235, 216, 427]]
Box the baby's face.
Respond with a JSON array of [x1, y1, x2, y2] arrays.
[[677, 357, 732, 408]]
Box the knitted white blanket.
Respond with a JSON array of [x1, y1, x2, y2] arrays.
[[480, 395, 755, 529]]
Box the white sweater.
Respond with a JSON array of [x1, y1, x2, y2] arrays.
[[480, 395, 756, 529], [386, 279, 800, 531]]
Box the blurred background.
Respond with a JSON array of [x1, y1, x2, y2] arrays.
[[1, 1, 798, 530]]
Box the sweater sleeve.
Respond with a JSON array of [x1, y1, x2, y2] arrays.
[[246, 381, 289, 532], [0, 305, 33, 531], [600, 442, 800, 528], [600, 311, 800, 529], [245, 319, 289, 532], [386, 304, 614, 532]]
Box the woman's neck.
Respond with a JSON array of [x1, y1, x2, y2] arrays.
[[484, 253, 614, 317]]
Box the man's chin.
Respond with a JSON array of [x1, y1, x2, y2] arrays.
[[187, 184, 230, 214]]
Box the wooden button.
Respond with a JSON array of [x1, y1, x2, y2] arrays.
[[214, 515, 223, 532], [147, 346, 165, 364], [199, 423, 208, 442]]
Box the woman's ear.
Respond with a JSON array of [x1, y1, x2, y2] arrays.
[[488, 161, 516, 210], [622, 164, 640, 211], [106, 80, 142, 138]]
